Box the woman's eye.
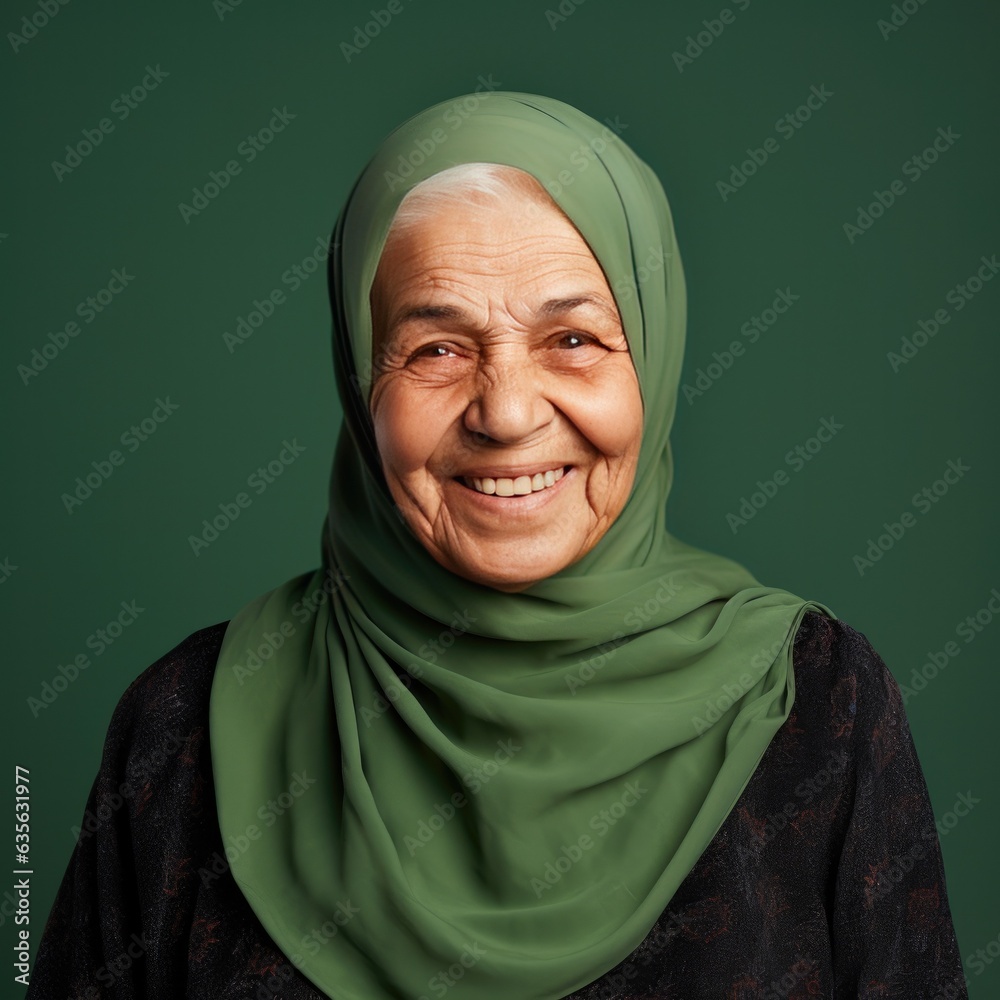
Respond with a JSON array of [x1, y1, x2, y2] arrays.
[[410, 344, 456, 361], [557, 332, 601, 350]]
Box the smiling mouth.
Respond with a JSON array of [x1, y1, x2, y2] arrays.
[[456, 465, 569, 496]]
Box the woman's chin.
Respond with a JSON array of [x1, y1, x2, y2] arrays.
[[435, 540, 581, 593]]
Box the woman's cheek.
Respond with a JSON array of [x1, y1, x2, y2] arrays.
[[374, 380, 463, 476], [563, 371, 643, 458], [373, 385, 433, 475]]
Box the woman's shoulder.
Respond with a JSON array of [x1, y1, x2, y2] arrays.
[[794, 608, 885, 666], [99, 620, 231, 773], [793, 610, 895, 681], [790, 609, 905, 745], [119, 619, 229, 708]]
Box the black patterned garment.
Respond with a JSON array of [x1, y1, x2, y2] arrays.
[[26, 612, 968, 999]]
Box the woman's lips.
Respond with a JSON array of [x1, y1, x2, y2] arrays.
[[453, 465, 572, 498]]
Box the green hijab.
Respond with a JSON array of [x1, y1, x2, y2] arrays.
[[210, 91, 834, 1000]]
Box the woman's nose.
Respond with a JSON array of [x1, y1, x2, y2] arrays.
[[462, 350, 556, 445]]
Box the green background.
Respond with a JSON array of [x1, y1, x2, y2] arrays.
[[3, 0, 997, 993]]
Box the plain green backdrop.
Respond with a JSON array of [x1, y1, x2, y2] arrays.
[[3, 0, 997, 993]]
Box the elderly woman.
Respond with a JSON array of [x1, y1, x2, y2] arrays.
[[29, 94, 967, 999]]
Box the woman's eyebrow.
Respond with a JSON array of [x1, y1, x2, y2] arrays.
[[394, 304, 465, 326], [392, 294, 620, 329], [538, 295, 620, 323]]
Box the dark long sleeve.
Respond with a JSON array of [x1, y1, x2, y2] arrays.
[[829, 630, 969, 998], [25, 622, 260, 1000], [565, 613, 969, 999], [26, 613, 969, 999], [27, 673, 153, 1000]]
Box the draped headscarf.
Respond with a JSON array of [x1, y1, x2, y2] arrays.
[[209, 91, 834, 1000]]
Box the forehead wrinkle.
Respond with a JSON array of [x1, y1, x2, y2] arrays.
[[399, 270, 611, 309], [384, 264, 622, 336], [385, 236, 598, 275], [389, 250, 613, 299], [373, 212, 623, 349]]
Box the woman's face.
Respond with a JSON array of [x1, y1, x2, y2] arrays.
[[368, 181, 644, 593]]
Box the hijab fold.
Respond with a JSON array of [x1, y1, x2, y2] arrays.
[[210, 92, 834, 1000]]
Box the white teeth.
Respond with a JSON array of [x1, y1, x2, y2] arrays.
[[464, 466, 566, 496]]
